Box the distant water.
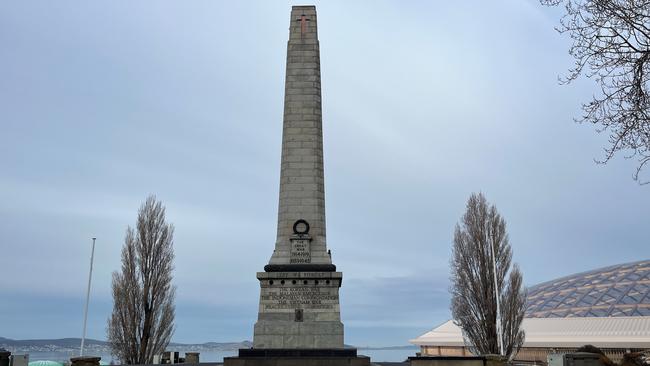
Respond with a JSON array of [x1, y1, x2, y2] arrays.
[[198, 349, 417, 363], [28, 348, 417, 364], [27, 352, 115, 364], [357, 349, 417, 362]]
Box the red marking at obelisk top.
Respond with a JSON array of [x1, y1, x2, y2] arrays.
[[297, 14, 310, 38]]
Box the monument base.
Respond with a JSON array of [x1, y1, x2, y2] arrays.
[[223, 348, 371, 366], [254, 271, 344, 349]]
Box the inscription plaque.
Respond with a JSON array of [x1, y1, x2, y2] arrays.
[[260, 286, 338, 311], [290, 239, 311, 264]]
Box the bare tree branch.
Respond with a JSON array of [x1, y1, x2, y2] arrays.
[[107, 195, 176, 364], [542, 0, 650, 183], [450, 193, 526, 360]]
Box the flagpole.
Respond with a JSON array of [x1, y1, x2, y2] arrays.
[[80, 237, 96, 357]]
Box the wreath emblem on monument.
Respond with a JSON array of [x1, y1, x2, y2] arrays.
[[292, 219, 310, 235]]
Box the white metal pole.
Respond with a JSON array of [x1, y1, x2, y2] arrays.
[[80, 237, 96, 357], [490, 239, 504, 356]]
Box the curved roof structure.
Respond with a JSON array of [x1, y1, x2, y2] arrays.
[[526, 259, 650, 318], [410, 317, 650, 348], [29, 361, 64, 366]]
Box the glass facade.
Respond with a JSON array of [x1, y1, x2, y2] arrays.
[[526, 260, 650, 318]]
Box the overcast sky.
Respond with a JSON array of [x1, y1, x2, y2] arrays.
[[1, 0, 648, 347]]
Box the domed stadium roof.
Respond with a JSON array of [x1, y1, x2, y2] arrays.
[[29, 361, 64, 366], [526, 259, 650, 318]]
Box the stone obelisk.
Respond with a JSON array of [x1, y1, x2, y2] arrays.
[[225, 6, 371, 365], [252, 5, 344, 350]]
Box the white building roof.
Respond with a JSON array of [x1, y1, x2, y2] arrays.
[[410, 317, 650, 349]]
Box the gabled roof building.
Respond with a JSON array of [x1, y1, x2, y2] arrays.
[[410, 260, 650, 364]]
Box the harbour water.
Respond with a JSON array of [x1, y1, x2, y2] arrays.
[[27, 348, 418, 364]]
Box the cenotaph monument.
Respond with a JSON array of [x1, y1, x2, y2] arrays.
[[224, 5, 370, 366]]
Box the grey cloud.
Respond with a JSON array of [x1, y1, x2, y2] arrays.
[[1, 0, 649, 346]]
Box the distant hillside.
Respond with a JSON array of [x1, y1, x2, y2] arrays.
[[167, 341, 253, 351], [0, 337, 108, 348], [0, 337, 412, 352], [0, 337, 251, 353]]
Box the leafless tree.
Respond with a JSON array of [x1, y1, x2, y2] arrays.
[[450, 193, 526, 360], [107, 195, 176, 364], [541, 0, 650, 183]]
